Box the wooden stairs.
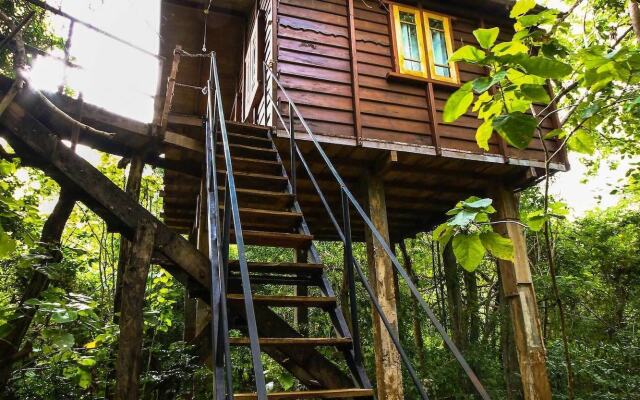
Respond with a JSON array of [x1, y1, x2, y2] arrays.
[[214, 122, 373, 399], [0, 99, 373, 398]]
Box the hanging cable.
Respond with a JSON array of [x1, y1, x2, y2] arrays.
[[201, 0, 213, 51]]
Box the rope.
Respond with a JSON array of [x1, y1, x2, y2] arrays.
[[174, 48, 212, 58], [175, 82, 208, 95]]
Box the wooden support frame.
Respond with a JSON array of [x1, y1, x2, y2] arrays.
[[346, 0, 363, 145], [363, 173, 404, 400], [158, 45, 182, 138], [492, 185, 552, 400]]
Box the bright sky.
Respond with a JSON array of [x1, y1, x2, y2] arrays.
[[25, 0, 628, 217]]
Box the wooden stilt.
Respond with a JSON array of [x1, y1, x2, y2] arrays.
[[114, 156, 145, 321], [492, 185, 552, 400], [115, 221, 155, 400], [363, 173, 404, 400]]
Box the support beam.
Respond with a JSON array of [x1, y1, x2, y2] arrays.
[[115, 222, 156, 400], [294, 247, 309, 335], [492, 185, 552, 400], [363, 173, 404, 400]]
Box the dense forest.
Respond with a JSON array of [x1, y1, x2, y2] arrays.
[[1, 0, 639, 399]]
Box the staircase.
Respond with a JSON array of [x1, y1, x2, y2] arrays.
[[212, 120, 374, 399]]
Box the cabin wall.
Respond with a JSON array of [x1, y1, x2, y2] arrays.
[[272, 0, 565, 168]]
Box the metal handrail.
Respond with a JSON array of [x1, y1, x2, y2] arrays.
[[263, 61, 491, 399], [206, 53, 268, 400]]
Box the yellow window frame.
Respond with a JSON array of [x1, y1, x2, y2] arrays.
[[392, 4, 428, 78], [423, 12, 459, 84]]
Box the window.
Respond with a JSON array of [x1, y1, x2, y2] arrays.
[[391, 5, 459, 84]]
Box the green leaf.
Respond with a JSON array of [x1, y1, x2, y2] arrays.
[[473, 27, 500, 49], [510, 0, 536, 18], [448, 209, 478, 227], [77, 369, 91, 389], [492, 40, 529, 56], [567, 130, 595, 155], [476, 120, 494, 151], [472, 70, 507, 94], [77, 357, 97, 367], [0, 224, 16, 259], [525, 210, 547, 231], [480, 232, 514, 261], [515, 55, 572, 79], [279, 375, 295, 391], [51, 309, 78, 324], [493, 112, 537, 149], [464, 198, 493, 209], [543, 129, 564, 139], [49, 331, 75, 350], [452, 234, 486, 272], [521, 84, 551, 103], [443, 82, 474, 123], [449, 45, 486, 64], [433, 223, 454, 249]]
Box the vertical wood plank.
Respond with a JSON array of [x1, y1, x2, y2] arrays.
[[347, 0, 363, 145], [364, 173, 404, 400], [492, 185, 552, 400], [115, 221, 155, 400]]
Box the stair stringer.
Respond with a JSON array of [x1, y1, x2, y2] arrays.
[[0, 100, 353, 389]]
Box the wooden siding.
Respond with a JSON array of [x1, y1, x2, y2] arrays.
[[273, 0, 565, 167]]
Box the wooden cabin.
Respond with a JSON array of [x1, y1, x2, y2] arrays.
[[160, 0, 567, 242]]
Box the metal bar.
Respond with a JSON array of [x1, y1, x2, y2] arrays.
[[341, 189, 362, 364], [263, 62, 491, 400], [0, 10, 35, 53], [289, 102, 296, 199], [262, 62, 267, 125], [212, 53, 267, 400]]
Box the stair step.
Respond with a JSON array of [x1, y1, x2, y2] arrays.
[[224, 120, 271, 138], [216, 155, 282, 175], [223, 143, 278, 161], [218, 170, 288, 191], [233, 388, 375, 399], [223, 208, 302, 231], [220, 132, 273, 148], [227, 294, 337, 309], [229, 337, 352, 348], [219, 187, 294, 211], [231, 230, 313, 248], [229, 261, 324, 275]]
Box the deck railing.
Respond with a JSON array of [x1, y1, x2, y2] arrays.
[[262, 61, 492, 400], [205, 53, 268, 400]]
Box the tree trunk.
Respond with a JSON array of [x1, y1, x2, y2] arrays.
[[115, 222, 155, 400], [442, 243, 466, 351], [0, 190, 76, 391], [114, 157, 145, 322], [398, 240, 426, 373], [498, 267, 524, 400], [630, 0, 640, 43], [463, 270, 480, 345]]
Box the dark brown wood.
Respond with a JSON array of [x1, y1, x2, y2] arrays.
[[231, 230, 313, 248], [115, 222, 155, 400], [229, 337, 352, 347], [228, 261, 324, 274], [426, 82, 441, 155], [227, 294, 336, 309]]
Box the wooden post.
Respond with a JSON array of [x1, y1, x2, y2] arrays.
[[114, 156, 145, 321], [115, 221, 155, 400], [492, 185, 552, 400], [363, 173, 404, 400]]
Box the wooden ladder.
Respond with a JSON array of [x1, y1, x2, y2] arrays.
[[217, 120, 373, 399]]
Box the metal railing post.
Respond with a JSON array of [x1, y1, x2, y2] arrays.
[[341, 189, 362, 364], [289, 102, 297, 199]]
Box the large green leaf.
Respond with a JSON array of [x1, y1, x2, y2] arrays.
[[515, 55, 572, 79], [449, 45, 486, 64], [474, 27, 500, 49], [521, 84, 551, 103], [475, 120, 494, 151], [492, 112, 538, 149], [452, 234, 486, 272], [472, 70, 507, 94], [568, 130, 595, 154], [443, 82, 474, 123], [480, 231, 514, 261], [510, 0, 536, 18], [0, 224, 16, 259], [492, 40, 529, 56]]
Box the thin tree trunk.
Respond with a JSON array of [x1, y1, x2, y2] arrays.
[[442, 243, 466, 352], [630, 0, 640, 43], [463, 270, 480, 345], [115, 222, 155, 400], [398, 240, 426, 372], [0, 190, 76, 391], [498, 267, 523, 400]]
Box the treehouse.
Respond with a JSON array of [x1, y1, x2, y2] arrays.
[[0, 0, 565, 399]]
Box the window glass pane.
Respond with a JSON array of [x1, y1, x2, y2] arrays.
[[429, 19, 444, 30], [400, 11, 422, 72], [430, 19, 450, 77]]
